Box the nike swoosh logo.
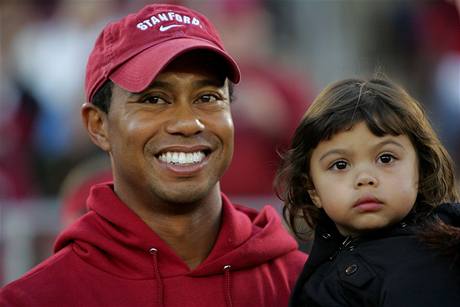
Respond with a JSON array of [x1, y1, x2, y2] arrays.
[[159, 24, 184, 32]]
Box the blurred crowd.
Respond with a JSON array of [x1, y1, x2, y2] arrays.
[[0, 0, 459, 284], [1, 0, 459, 203]]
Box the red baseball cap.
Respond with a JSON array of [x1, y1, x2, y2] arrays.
[[85, 4, 240, 103]]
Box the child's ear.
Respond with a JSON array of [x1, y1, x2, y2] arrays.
[[308, 189, 322, 208]]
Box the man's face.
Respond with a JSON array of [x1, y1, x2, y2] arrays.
[[104, 53, 234, 208]]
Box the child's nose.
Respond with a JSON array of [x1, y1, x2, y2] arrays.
[[355, 172, 378, 188]]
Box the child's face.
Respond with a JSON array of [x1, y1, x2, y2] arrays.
[[308, 122, 419, 236]]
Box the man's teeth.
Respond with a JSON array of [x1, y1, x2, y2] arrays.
[[158, 151, 206, 165]]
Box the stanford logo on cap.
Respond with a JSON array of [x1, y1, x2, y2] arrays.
[[136, 11, 201, 31]]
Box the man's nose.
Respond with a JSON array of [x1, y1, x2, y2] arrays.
[[165, 104, 205, 136]]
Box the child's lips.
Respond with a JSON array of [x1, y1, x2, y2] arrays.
[[353, 196, 383, 212]]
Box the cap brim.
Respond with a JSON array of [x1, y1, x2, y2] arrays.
[[110, 38, 240, 93]]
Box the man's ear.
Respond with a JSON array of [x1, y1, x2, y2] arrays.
[[81, 103, 110, 152], [308, 188, 322, 208]]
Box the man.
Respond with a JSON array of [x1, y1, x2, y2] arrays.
[[1, 4, 306, 306]]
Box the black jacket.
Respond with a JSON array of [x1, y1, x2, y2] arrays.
[[290, 203, 460, 307]]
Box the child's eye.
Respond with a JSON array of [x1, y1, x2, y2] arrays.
[[330, 160, 349, 170], [378, 153, 396, 164]]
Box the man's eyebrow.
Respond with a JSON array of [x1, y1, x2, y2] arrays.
[[192, 78, 226, 88], [126, 81, 172, 98], [149, 80, 171, 89], [126, 78, 225, 98]]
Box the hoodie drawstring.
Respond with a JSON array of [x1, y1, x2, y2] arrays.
[[149, 248, 164, 307], [223, 265, 233, 307]]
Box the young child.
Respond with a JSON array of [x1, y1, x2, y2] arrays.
[[275, 77, 460, 306]]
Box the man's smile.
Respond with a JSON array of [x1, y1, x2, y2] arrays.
[[158, 151, 206, 165]]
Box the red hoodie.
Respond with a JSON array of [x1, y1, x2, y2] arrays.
[[1, 183, 307, 306]]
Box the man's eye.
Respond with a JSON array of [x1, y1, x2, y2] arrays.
[[330, 160, 348, 170], [141, 95, 167, 104], [198, 94, 219, 103], [378, 154, 395, 164]]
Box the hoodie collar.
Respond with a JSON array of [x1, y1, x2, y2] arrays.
[[192, 193, 299, 275], [54, 183, 299, 279]]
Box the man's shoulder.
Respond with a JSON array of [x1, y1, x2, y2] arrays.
[[274, 247, 308, 270], [0, 245, 81, 305], [5, 245, 76, 285]]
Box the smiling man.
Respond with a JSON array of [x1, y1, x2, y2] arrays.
[[0, 4, 306, 307]]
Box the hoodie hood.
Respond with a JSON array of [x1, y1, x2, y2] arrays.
[[54, 183, 300, 279]]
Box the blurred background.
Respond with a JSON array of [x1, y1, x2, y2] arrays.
[[1, 0, 459, 286]]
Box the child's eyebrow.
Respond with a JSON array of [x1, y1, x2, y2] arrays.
[[374, 139, 406, 151], [319, 149, 349, 162], [318, 140, 406, 162]]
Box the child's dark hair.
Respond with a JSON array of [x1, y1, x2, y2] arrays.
[[275, 77, 459, 248]]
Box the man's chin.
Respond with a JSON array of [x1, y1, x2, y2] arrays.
[[151, 184, 220, 210]]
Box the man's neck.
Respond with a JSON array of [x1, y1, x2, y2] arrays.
[[148, 205, 222, 269], [131, 191, 223, 270]]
